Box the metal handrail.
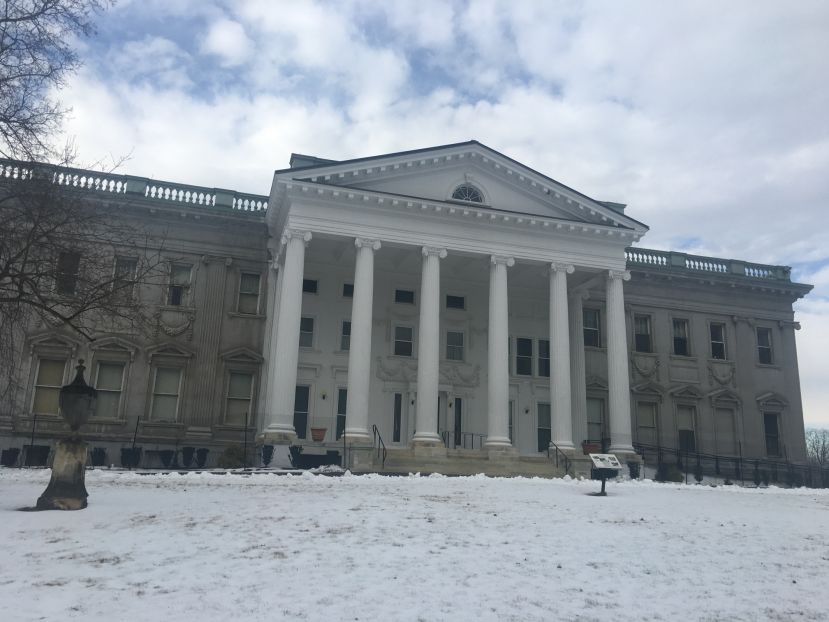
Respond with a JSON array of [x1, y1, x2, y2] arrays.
[[547, 441, 572, 476], [440, 430, 487, 450], [633, 442, 828, 488], [372, 425, 387, 469]]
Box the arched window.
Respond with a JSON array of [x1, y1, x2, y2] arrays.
[[451, 183, 484, 203]]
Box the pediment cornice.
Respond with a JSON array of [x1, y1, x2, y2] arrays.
[[273, 141, 648, 235]]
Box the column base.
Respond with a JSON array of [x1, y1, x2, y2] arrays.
[[260, 424, 297, 445], [608, 443, 636, 456], [343, 429, 372, 445], [550, 442, 577, 456], [484, 435, 512, 449], [411, 432, 443, 447]]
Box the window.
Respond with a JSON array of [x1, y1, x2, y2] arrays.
[[636, 402, 658, 445], [516, 338, 533, 376], [677, 405, 696, 452], [537, 403, 551, 452], [764, 413, 780, 457], [150, 367, 182, 422], [709, 322, 727, 360], [634, 315, 653, 353], [395, 289, 415, 304], [342, 283, 354, 298], [340, 320, 351, 351], [672, 318, 690, 356], [238, 273, 261, 314], [538, 339, 550, 377], [294, 385, 310, 439], [167, 263, 192, 306], [32, 359, 66, 414], [394, 326, 413, 356], [113, 257, 137, 302], [451, 184, 484, 203], [757, 327, 773, 364], [392, 393, 403, 443], [446, 331, 464, 361], [336, 388, 347, 440], [302, 278, 318, 294], [446, 295, 465, 310], [715, 407, 737, 454], [94, 362, 125, 418], [583, 309, 601, 347], [56, 251, 81, 295], [299, 317, 314, 348], [586, 398, 605, 443], [225, 372, 254, 426]]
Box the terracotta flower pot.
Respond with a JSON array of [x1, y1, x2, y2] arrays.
[[310, 427, 327, 442]]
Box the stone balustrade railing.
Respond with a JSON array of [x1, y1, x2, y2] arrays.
[[0, 159, 268, 213], [625, 248, 792, 282]]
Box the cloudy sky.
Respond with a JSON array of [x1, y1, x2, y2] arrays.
[[57, 0, 828, 425]]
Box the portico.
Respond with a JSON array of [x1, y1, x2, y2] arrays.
[[258, 142, 648, 472]]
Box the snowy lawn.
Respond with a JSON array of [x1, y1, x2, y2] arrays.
[[2, 470, 829, 621]]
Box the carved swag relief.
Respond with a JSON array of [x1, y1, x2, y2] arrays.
[[375, 356, 480, 387]]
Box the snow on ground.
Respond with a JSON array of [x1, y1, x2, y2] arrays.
[[2, 470, 829, 622]]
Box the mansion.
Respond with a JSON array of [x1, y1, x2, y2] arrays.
[[0, 142, 813, 475]]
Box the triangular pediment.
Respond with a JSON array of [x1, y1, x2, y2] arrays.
[[669, 384, 704, 400], [147, 342, 195, 359], [632, 381, 665, 400], [90, 336, 140, 354], [220, 346, 264, 363], [756, 391, 788, 410], [586, 375, 608, 391], [28, 332, 83, 352], [709, 387, 742, 405], [277, 141, 647, 232]]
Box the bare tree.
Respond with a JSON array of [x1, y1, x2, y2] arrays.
[[805, 428, 829, 468], [0, 0, 111, 160], [0, 156, 169, 406]]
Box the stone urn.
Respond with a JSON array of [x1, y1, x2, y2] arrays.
[[36, 360, 97, 511]]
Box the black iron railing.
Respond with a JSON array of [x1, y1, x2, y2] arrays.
[[440, 430, 487, 450], [634, 442, 829, 488], [372, 425, 387, 469], [548, 441, 572, 476]]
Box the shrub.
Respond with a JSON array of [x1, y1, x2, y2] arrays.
[[655, 463, 683, 483], [182, 446, 195, 468], [217, 445, 246, 468], [262, 444, 275, 467], [694, 462, 703, 483]]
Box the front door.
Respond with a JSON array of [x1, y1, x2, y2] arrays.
[[453, 398, 463, 447]]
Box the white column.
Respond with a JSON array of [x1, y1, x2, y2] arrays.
[[344, 237, 381, 443], [263, 229, 311, 441], [606, 269, 634, 453], [485, 254, 514, 448], [550, 263, 575, 450], [569, 290, 588, 448], [412, 246, 446, 445], [259, 255, 284, 434]]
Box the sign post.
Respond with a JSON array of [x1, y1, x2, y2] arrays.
[[589, 453, 622, 496]]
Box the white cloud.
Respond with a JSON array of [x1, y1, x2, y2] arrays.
[[201, 18, 253, 67], [56, 0, 829, 425]]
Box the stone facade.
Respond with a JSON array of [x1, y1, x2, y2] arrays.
[[0, 143, 812, 472]]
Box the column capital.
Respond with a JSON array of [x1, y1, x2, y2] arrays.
[[607, 269, 631, 282], [490, 254, 515, 267], [550, 262, 575, 275], [421, 246, 448, 259], [281, 228, 313, 247], [355, 237, 382, 251]]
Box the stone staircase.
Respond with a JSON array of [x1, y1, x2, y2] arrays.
[[347, 444, 578, 478]]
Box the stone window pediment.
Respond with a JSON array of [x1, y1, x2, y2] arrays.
[[220, 346, 264, 364], [669, 384, 704, 401]]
